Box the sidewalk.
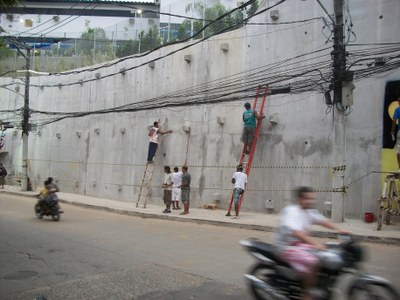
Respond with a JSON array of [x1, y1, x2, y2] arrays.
[[1, 185, 400, 245]]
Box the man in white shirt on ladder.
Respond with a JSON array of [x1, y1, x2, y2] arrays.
[[147, 121, 173, 164]]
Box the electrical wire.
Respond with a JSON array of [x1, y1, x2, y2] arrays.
[[22, 42, 398, 129], [3, 2, 400, 129], [26, 57, 333, 128], [2, 0, 324, 84]]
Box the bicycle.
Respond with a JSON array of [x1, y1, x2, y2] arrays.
[[377, 173, 400, 230]]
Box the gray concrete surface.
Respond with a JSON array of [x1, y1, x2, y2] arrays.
[[1, 1, 400, 220], [1, 185, 399, 245]]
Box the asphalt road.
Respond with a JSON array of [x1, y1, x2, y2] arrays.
[[1, 193, 399, 300]]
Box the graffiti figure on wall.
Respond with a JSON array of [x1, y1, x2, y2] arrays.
[[382, 81, 400, 172], [391, 97, 400, 170]]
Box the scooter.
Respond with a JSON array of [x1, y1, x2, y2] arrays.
[[34, 192, 62, 221], [240, 236, 400, 300]]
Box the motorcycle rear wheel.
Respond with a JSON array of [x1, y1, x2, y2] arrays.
[[34, 203, 43, 219], [248, 263, 287, 300], [348, 282, 399, 300]]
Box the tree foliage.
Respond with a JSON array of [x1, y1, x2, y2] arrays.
[[0, 0, 20, 73], [183, 1, 244, 40], [116, 26, 161, 57], [177, 20, 192, 41], [247, 0, 259, 19], [0, 38, 13, 58], [0, 0, 20, 11], [116, 39, 138, 58], [140, 26, 161, 53], [79, 27, 108, 55], [77, 27, 115, 64]]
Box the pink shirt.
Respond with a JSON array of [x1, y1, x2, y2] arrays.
[[149, 127, 159, 143]]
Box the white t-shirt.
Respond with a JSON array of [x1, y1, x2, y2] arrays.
[[149, 127, 159, 143], [232, 171, 247, 190], [164, 173, 172, 191], [172, 171, 182, 187], [274, 204, 326, 249]]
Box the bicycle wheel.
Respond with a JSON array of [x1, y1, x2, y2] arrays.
[[384, 209, 392, 225], [377, 198, 384, 231]]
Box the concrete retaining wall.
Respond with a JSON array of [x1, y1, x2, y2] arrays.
[[1, 0, 399, 218]]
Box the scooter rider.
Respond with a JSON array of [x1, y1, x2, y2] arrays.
[[38, 180, 49, 210], [45, 177, 62, 213], [46, 177, 59, 193], [274, 186, 350, 300]]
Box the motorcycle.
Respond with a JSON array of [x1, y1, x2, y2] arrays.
[[34, 193, 62, 221], [240, 236, 400, 300]]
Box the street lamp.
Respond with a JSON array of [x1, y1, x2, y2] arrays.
[[135, 9, 143, 53]]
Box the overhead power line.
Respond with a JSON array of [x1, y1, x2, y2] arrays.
[[2, 1, 400, 130]]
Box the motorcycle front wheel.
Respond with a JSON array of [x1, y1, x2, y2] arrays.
[[34, 203, 43, 219], [51, 207, 60, 221], [348, 282, 400, 300]]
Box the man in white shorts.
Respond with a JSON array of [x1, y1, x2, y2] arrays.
[[231, 164, 247, 219], [171, 166, 182, 210]]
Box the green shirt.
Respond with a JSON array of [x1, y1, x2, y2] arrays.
[[243, 109, 256, 128]]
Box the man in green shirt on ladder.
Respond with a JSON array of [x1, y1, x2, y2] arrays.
[[243, 102, 263, 154]]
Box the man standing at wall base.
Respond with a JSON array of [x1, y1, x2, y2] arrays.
[[171, 166, 182, 210], [162, 166, 173, 213], [0, 163, 7, 189], [231, 164, 247, 219], [147, 121, 173, 164], [179, 166, 191, 215]]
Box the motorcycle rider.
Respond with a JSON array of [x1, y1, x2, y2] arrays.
[[274, 186, 349, 300], [38, 180, 49, 211], [46, 177, 59, 193], [44, 177, 62, 213]]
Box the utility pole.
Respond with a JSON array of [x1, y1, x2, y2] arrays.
[[331, 0, 346, 222], [332, 0, 345, 104], [21, 48, 31, 191]]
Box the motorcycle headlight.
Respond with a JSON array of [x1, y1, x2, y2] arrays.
[[319, 251, 344, 270]]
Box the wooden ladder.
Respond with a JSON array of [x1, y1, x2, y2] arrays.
[[27, 159, 37, 191], [136, 163, 155, 208]]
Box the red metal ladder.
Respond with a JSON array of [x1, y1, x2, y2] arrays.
[[226, 85, 268, 216]]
